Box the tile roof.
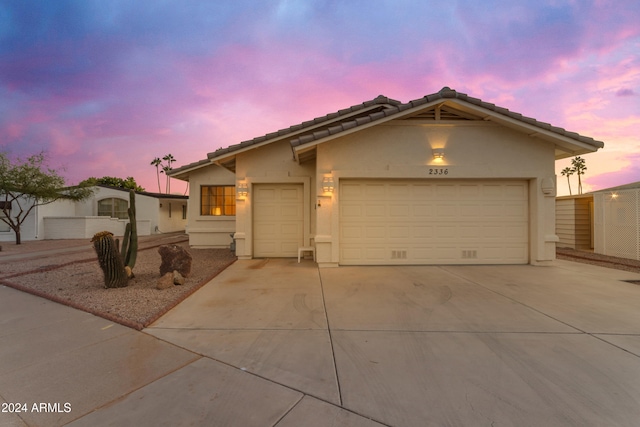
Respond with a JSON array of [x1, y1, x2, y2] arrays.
[[167, 158, 212, 176], [207, 95, 401, 159], [290, 87, 605, 149], [172, 86, 604, 174]]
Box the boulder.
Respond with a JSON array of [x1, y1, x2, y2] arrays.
[[173, 270, 185, 286], [157, 272, 174, 290], [158, 244, 192, 277]]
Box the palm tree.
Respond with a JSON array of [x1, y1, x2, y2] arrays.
[[150, 158, 162, 193], [561, 166, 574, 195], [571, 156, 587, 194], [162, 154, 176, 193]]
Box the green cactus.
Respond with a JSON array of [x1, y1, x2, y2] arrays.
[[118, 189, 138, 277], [93, 190, 138, 286], [92, 231, 128, 288]]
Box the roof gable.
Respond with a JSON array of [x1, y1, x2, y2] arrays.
[[171, 87, 604, 176], [289, 87, 604, 161]]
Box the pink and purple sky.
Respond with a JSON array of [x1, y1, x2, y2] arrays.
[[1, 1, 639, 196]]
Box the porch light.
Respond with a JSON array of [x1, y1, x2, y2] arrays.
[[237, 183, 249, 198], [432, 148, 445, 161], [322, 176, 335, 193]]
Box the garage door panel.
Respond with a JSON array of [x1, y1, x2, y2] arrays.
[[459, 225, 483, 238], [460, 185, 481, 197], [503, 203, 528, 217], [342, 204, 362, 217], [389, 185, 411, 198], [505, 184, 527, 198], [414, 226, 434, 238], [389, 226, 410, 238], [364, 204, 386, 217], [437, 204, 458, 216], [340, 180, 528, 265], [436, 184, 461, 196], [412, 185, 433, 198], [280, 205, 301, 218], [342, 226, 363, 239], [389, 205, 410, 217], [280, 188, 300, 200], [413, 204, 434, 218], [366, 226, 386, 239]]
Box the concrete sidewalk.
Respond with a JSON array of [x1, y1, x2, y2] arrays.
[[2, 257, 640, 426]]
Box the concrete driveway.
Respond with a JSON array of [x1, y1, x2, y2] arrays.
[[3, 258, 640, 426], [146, 259, 640, 427]]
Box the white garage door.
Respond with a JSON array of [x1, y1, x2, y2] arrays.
[[253, 184, 304, 257], [340, 180, 528, 265]]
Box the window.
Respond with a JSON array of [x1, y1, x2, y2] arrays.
[[201, 186, 235, 216], [182, 204, 187, 219], [98, 198, 129, 219]]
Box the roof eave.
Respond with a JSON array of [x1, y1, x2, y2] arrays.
[[207, 101, 400, 162], [167, 158, 214, 181]]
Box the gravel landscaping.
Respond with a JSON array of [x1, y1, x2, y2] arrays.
[[2, 235, 637, 331], [556, 247, 640, 274], [0, 237, 236, 330]]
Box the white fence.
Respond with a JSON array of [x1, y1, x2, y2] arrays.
[[594, 189, 640, 260], [43, 217, 151, 239]]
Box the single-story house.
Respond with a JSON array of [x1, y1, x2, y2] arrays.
[[169, 87, 604, 267], [593, 181, 640, 260], [0, 185, 188, 241]]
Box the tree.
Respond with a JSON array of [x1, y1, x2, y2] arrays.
[[561, 167, 574, 195], [0, 152, 93, 244], [79, 176, 145, 192], [150, 157, 162, 193], [162, 154, 176, 193], [571, 156, 587, 194]]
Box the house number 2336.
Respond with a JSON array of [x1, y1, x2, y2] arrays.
[[428, 168, 449, 175]]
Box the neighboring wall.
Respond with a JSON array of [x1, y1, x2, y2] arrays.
[[594, 189, 640, 260], [157, 198, 188, 233], [43, 217, 151, 238], [0, 197, 75, 242], [556, 195, 593, 249]]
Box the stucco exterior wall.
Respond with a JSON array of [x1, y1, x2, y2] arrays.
[[157, 198, 188, 233], [183, 120, 561, 266], [186, 165, 236, 248], [313, 121, 557, 266], [0, 197, 75, 242], [43, 217, 151, 239], [233, 140, 316, 259]]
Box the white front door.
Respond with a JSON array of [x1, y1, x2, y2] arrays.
[[253, 184, 304, 257]]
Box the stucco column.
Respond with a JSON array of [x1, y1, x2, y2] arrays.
[[533, 176, 558, 265]]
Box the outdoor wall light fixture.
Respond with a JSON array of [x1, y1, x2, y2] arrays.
[[322, 176, 335, 193], [432, 149, 445, 161], [237, 183, 249, 197]]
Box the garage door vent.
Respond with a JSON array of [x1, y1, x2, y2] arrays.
[[462, 250, 478, 259], [391, 250, 407, 259]]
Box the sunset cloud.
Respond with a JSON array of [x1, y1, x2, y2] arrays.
[[0, 1, 638, 195]]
